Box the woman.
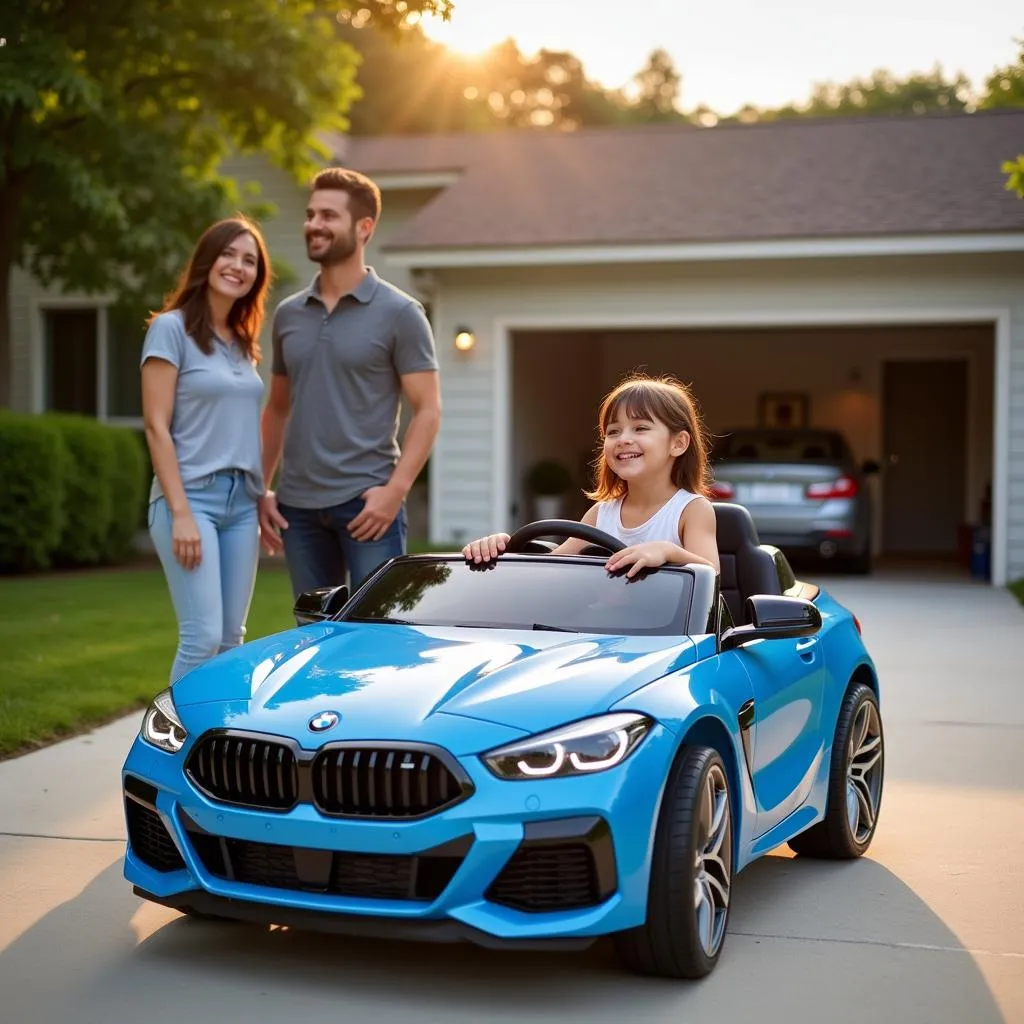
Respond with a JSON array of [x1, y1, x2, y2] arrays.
[[141, 217, 271, 682]]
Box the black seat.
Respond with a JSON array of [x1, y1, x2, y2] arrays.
[[713, 502, 782, 624]]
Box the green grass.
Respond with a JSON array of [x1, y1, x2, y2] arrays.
[[0, 561, 296, 759], [1010, 578, 1024, 607], [0, 541, 457, 759]]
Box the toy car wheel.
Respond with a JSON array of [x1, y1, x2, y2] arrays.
[[614, 745, 732, 979], [789, 683, 884, 858]]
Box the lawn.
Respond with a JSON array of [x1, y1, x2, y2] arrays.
[[0, 560, 297, 759], [1011, 578, 1024, 607]]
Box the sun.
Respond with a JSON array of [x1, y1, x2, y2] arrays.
[[419, 8, 505, 59]]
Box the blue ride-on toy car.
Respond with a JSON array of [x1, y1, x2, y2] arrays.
[[122, 503, 884, 978]]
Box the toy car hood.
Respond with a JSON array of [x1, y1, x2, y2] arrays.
[[169, 621, 700, 739]]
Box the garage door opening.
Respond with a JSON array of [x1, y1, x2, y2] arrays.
[[509, 323, 996, 577]]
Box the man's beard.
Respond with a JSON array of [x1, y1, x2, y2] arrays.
[[306, 224, 357, 266]]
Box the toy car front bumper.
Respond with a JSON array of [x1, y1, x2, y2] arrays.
[[121, 724, 676, 945]]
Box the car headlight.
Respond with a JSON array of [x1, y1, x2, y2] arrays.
[[482, 713, 653, 780], [141, 688, 188, 753]]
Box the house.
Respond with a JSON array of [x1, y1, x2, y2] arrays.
[[8, 110, 1024, 584]]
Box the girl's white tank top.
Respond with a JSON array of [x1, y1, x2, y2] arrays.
[[594, 488, 700, 547]]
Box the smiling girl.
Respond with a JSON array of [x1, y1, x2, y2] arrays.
[[141, 217, 272, 682], [463, 374, 720, 577]]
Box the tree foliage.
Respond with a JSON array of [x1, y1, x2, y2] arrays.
[[0, 0, 452, 404], [722, 66, 972, 124], [979, 37, 1024, 198]]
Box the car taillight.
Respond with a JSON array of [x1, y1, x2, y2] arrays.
[[709, 481, 734, 501], [806, 476, 858, 500], [853, 614, 862, 636]]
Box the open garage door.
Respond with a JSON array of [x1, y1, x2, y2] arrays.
[[509, 323, 995, 577]]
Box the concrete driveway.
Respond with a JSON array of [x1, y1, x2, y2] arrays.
[[1, 568, 1022, 1023]]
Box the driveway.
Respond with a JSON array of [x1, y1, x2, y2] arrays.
[[1, 568, 1022, 1023]]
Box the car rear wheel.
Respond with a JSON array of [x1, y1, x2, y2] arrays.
[[614, 745, 732, 979], [788, 683, 884, 858]]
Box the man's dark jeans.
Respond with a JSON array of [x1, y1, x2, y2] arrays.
[[278, 496, 407, 600]]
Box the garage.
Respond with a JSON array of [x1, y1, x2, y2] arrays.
[[356, 109, 1024, 585], [509, 322, 996, 574]]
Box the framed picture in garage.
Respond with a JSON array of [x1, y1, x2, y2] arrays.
[[757, 392, 810, 429]]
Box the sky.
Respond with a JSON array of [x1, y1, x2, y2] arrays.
[[421, 0, 1022, 114]]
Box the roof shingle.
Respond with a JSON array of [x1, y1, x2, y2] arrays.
[[334, 111, 1024, 250]]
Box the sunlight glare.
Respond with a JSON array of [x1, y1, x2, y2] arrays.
[[421, 8, 504, 59]]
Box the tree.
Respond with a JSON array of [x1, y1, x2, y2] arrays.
[[337, 21, 495, 135], [979, 37, 1024, 197], [628, 49, 686, 123], [0, 0, 452, 407], [722, 66, 972, 123], [470, 40, 628, 130]]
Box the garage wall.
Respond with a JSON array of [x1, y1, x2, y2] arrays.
[[510, 323, 994, 544], [510, 333, 599, 523], [599, 324, 995, 525], [428, 252, 1024, 583]]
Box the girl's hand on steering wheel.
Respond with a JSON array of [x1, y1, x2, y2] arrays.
[[462, 533, 511, 563]]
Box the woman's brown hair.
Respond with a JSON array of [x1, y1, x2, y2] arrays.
[[586, 374, 711, 502], [149, 217, 271, 362]]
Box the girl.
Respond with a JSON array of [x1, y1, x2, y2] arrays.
[[141, 217, 272, 682], [462, 374, 720, 577]]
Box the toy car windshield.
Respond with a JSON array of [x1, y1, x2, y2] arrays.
[[340, 556, 694, 636]]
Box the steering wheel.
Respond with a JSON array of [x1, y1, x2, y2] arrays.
[[505, 519, 625, 555]]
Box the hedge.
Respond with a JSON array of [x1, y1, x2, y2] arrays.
[[49, 414, 118, 566], [106, 426, 147, 561], [0, 413, 67, 571], [0, 412, 147, 573]]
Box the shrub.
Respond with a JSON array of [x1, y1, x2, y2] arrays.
[[135, 429, 154, 528], [48, 414, 117, 566], [104, 426, 147, 561], [0, 413, 67, 571]]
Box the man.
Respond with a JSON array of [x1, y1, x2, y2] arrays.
[[259, 168, 441, 597]]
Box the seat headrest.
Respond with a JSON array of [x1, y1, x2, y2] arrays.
[[713, 502, 762, 549]]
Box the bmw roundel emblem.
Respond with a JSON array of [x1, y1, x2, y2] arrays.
[[308, 710, 340, 733]]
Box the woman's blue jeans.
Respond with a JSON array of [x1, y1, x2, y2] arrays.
[[148, 470, 259, 683]]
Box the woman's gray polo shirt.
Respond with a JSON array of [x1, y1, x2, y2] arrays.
[[271, 269, 438, 509], [140, 310, 266, 503]]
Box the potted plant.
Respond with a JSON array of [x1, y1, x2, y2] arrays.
[[526, 458, 574, 520]]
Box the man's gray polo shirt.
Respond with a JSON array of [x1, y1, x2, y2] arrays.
[[271, 268, 438, 509]]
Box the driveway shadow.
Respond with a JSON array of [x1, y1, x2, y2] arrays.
[[0, 852, 1008, 1024]]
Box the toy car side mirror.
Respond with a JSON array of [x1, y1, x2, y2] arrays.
[[293, 585, 349, 626], [721, 595, 822, 651]]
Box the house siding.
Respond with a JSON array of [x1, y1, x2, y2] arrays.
[[428, 252, 1024, 583]]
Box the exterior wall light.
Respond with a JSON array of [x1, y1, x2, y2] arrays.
[[454, 327, 476, 352]]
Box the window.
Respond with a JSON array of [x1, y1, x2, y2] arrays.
[[44, 309, 98, 415], [41, 304, 147, 423]]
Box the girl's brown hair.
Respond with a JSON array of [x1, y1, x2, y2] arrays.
[[149, 217, 271, 362], [586, 374, 711, 502]]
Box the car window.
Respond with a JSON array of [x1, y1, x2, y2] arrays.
[[341, 557, 694, 637], [716, 431, 845, 463]]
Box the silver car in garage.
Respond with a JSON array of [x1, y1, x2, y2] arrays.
[[710, 428, 879, 573]]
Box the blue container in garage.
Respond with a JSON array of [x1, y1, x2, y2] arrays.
[[970, 526, 991, 580]]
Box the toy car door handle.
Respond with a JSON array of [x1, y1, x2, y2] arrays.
[[795, 637, 818, 660]]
